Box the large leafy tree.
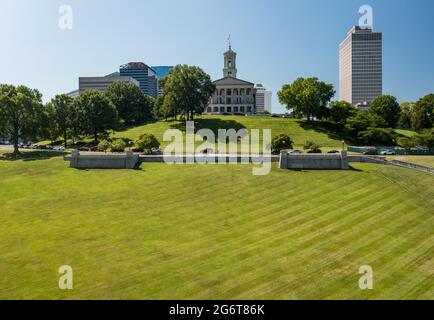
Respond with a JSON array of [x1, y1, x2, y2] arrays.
[[74, 90, 119, 143], [45, 94, 75, 148], [160, 65, 215, 120], [399, 102, 414, 129], [329, 101, 358, 126], [369, 95, 401, 128], [277, 77, 335, 121], [412, 94, 434, 131], [0, 84, 44, 155], [105, 82, 152, 125]]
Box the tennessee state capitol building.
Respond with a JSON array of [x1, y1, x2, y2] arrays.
[[206, 44, 257, 115]]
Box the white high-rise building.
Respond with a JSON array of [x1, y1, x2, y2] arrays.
[[339, 26, 382, 108], [255, 84, 272, 113]]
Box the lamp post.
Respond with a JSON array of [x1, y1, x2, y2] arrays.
[[342, 140, 346, 151]]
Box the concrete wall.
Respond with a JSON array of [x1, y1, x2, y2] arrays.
[[279, 151, 349, 170], [66, 151, 139, 169]]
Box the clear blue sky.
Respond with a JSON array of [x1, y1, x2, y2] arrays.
[[1, 0, 433, 112]]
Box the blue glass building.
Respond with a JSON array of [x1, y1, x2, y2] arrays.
[[151, 66, 174, 96], [119, 62, 158, 98]]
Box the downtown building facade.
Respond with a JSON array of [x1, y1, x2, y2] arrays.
[[152, 66, 174, 96], [254, 84, 272, 113], [206, 45, 257, 115], [78, 76, 139, 94], [120, 62, 158, 98], [339, 26, 382, 109]]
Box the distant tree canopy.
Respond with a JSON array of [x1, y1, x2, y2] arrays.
[[0, 84, 44, 154], [369, 95, 401, 128], [277, 77, 335, 121], [399, 102, 414, 129], [105, 82, 152, 125], [412, 94, 434, 132], [74, 90, 119, 142], [45, 94, 75, 148], [329, 101, 358, 126], [160, 65, 215, 120]]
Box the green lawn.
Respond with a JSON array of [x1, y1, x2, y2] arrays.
[[0, 153, 433, 299], [112, 115, 349, 151], [388, 156, 434, 168]]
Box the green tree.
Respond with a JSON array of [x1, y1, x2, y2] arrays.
[[160, 65, 215, 120], [369, 95, 401, 128], [415, 129, 434, 149], [397, 137, 416, 150], [329, 101, 358, 126], [277, 77, 335, 121], [271, 134, 294, 152], [135, 133, 160, 154], [105, 82, 152, 125], [345, 110, 387, 135], [74, 90, 119, 143], [399, 102, 414, 129], [0, 84, 44, 155], [358, 127, 396, 145], [45, 94, 74, 148], [412, 94, 434, 131]]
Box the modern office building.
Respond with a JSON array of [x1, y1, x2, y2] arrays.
[[206, 44, 257, 115], [152, 66, 174, 95], [78, 76, 139, 94], [119, 62, 158, 98], [254, 84, 272, 113], [339, 26, 382, 107]]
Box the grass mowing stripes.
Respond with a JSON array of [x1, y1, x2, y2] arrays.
[[0, 156, 433, 299]]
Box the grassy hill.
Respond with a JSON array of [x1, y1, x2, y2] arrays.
[[0, 154, 433, 299], [112, 115, 351, 151]]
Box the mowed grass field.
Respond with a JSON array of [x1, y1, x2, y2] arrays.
[[0, 153, 433, 299], [388, 156, 434, 168], [113, 115, 348, 151]]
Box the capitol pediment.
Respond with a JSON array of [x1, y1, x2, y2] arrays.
[[213, 77, 255, 86]]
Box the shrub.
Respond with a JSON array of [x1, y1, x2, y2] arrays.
[[97, 140, 111, 152], [303, 140, 320, 151], [135, 133, 160, 154], [397, 137, 416, 150], [271, 134, 294, 152], [358, 128, 396, 145], [111, 139, 126, 153]]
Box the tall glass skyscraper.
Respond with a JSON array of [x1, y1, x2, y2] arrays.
[[339, 26, 382, 108], [119, 62, 158, 98], [152, 66, 174, 96]]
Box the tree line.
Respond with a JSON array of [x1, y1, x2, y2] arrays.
[[0, 65, 216, 155], [278, 77, 434, 147]]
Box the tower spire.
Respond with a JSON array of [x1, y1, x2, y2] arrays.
[[228, 34, 231, 50]]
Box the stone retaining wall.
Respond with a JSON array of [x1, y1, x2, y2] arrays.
[[279, 151, 349, 170]]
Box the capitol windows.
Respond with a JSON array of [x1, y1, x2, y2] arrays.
[[213, 107, 218, 112], [219, 97, 223, 104], [246, 89, 251, 95], [220, 107, 225, 113], [234, 107, 239, 112], [226, 97, 231, 104], [219, 89, 224, 96], [234, 89, 238, 96], [240, 106, 245, 112], [227, 107, 232, 113], [227, 89, 232, 96], [247, 106, 252, 113], [240, 88, 245, 95]]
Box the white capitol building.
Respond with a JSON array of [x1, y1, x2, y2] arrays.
[[206, 44, 271, 115]]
